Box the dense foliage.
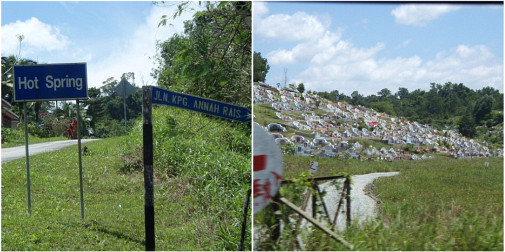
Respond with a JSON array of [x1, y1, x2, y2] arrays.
[[153, 1, 251, 107], [316, 82, 503, 139], [83, 76, 142, 138], [120, 2, 253, 249], [253, 51, 270, 82], [2, 55, 142, 139], [122, 106, 251, 250]]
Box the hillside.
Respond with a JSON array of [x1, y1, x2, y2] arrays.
[[253, 82, 503, 161]]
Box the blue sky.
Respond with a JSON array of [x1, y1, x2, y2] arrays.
[[254, 2, 503, 96], [2, 1, 200, 88]]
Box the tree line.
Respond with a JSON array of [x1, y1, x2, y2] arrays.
[[253, 50, 503, 143], [316, 83, 503, 137], [2, 55, 142, 139]]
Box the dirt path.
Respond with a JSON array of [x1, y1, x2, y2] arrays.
[[253, 172, 400, 249], [304, 171, 400, 232]]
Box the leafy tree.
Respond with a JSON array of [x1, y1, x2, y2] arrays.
[[473, 95, 494, 123], [154, 1, 251, 107], [351, 91, 362, 105], [396, 87, 409, 99], [458, 114, 477, 138], [371, 101, 395, 116], [297, 83, 305, 94], [253, 51, 269, 82], [377, 88, 391, 98]]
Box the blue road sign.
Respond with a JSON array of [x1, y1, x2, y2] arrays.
[[14, 63, 88, 101], [151, 86, 251, 123]]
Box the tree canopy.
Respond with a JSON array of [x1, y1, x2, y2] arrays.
[[153, 1, 251, 107], [253, 51, 269, 82], [317, 82, 503, 135]]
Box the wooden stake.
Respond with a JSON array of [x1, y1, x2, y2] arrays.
[[279, 197, 353, 250]]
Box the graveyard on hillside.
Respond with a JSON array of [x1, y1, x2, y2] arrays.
[[253, 82, 504, 161]]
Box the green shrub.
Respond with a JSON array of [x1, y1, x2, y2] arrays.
[[94, 119, 126, 138], [121, 107, 251, 250], [42, 116, 71, 137], [1, 127, 23, 144]]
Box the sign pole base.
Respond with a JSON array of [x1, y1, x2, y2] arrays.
[[77, 99, 84, 219], [24, 102, 31, 215]]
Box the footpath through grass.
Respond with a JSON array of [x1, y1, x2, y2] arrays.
[[2, 119, 251, 251], [257, 155, 503, 250]]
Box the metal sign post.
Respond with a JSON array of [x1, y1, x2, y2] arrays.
[[24, 102, 31, 215], [13, 62, 88, 216], [238, 187, 251, 251], [114, 78, 136, 133], [142, 86, 251, 251], [76, 99, 84, 219], [142, 87, 155, 251]]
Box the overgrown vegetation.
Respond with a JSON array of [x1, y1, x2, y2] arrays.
[[255, 155, 503, 250], [2, 116, 251, 250], [3, 1, 252, 250], [153, 1, 251, 107], [121, 106, 251, 250]]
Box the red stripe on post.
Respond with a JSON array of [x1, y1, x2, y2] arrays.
[[253, 155, 267, 172]]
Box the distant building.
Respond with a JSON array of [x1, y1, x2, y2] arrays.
[[2, 98, 19, 129]]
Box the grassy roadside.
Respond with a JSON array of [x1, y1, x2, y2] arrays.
[[2, 135, 68, 148], [255, 155, 503, 250], [2, 129, 251, 250]]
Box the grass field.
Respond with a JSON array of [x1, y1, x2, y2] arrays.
[[256, 154, 503, 250], [2, 133, 251, 250]]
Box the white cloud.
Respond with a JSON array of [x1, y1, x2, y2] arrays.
[[258, 7, 502, 95], [1, 17, 70, 56], [255, 11, 329, 41], [87, 4, 199, 88], [299, 43, 501, 95], [391, 4, 461, 26], [253, 2, 269, 18], [268, 30, 342, 65]]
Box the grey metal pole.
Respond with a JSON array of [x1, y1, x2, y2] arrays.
[[24, 102, 31, 215], [143, 86, 155, 250], [76, 99, 84, 219]]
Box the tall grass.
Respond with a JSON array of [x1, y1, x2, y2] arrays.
[[256, 154, 503, 250], [121, 106, 252, 250], [2, 106, 252, 251]]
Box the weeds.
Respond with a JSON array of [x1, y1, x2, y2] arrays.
[[3, 105, 252, 251], [255, 155, 503, 250]]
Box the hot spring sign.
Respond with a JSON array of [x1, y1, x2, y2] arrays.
[[14, 63, 88, 101]]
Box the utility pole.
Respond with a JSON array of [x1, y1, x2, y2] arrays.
[[284, 67, 288, 88]]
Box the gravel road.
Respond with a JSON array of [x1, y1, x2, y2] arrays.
[[254, 172, 400, 249], [304, 171, 400, 232], [2, 139, 100, 163]]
